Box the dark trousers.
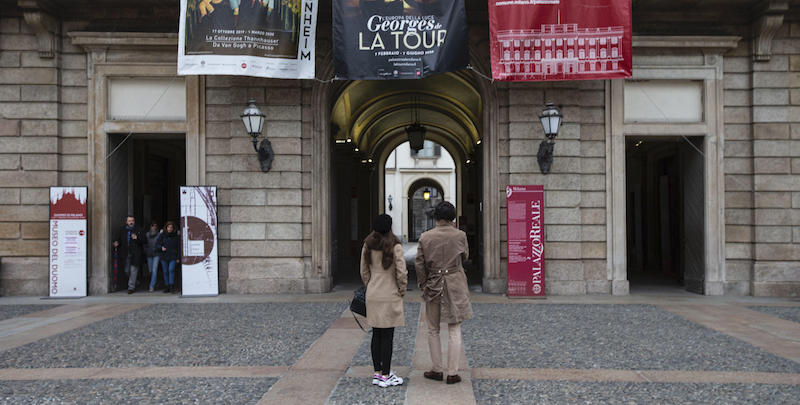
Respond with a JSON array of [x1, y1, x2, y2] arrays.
[[371, 327, 395, 375]]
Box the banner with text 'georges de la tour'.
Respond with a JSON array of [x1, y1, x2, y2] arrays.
[[489, 0, 632, 81], [178, 0, 318, 79], [333, 0, 469, 80]]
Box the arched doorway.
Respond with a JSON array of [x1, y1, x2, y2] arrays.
[[323, 72, 485, 287], [406, 178, 445, 242], [310, 50, 502, 293]]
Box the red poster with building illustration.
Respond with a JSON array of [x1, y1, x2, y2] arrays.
[[489, 0, 632, 81], [49, 187, 88, 298], [506, 185, 545, 297]]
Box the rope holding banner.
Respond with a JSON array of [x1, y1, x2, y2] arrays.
[[467, 65, 495, 83]]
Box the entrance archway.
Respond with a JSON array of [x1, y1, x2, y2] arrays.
[[310, 50, 501, 293], [406, 178, 445, 242]]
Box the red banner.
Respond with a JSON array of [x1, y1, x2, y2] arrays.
[[489, 0, 632, 82], [506, 185, 545, 297]]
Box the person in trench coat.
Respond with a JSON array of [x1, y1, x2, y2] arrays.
[[360, 213, 408, 388], [415, 201, 473, 384]]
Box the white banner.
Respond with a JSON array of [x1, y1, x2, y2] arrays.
[[49, 187, 87, 298], [178, 0, 317, 79], [180, 186, 219, 296]]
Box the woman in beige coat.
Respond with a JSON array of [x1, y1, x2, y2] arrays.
[[360, 213, 408, 388]]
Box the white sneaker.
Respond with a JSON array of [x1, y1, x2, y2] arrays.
[[378, 372, 403, 388], [149, 287, 154, 292], [389, 371, 403, 385], [372, 373, 381, 385]]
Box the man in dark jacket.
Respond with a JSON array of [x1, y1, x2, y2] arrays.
[[113, 215, 144, 294]]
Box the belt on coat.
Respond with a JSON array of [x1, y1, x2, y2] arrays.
[[430, 266, 461, 275]]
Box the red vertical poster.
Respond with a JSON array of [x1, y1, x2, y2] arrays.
[[506, 185, 545, 297], [489, 0, 632, 81], [49, 187, 88, 298]]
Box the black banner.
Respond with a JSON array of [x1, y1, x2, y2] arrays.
[[333, 0, 469, 80]]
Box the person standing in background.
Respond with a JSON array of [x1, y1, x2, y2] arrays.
[[112, 216, 144, 294], [156, 221, 181, 293], [144, 222, 161, 292]]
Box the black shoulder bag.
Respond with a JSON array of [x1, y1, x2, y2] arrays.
[[350, 286, 367, 331]]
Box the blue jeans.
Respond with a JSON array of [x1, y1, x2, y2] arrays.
[[147, 256, 160, 289], [161, 259, 177, 286]]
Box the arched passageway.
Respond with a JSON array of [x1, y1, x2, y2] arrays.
[[327, 72, 485, 287]]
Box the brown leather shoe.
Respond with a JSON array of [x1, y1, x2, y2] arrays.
[[446, 375, 461, 384], [423, 371, 443, 381]]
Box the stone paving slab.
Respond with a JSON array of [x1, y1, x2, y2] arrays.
[[0, 305, 62, 322], [749, 306, 800, 324], [0, 377, 277, 404], [350, 303, 421, 368], [0, 303, 346, 368], [471, 379, 800, 405], [326, 376, 406, 405], [462, 304, 800, 373]]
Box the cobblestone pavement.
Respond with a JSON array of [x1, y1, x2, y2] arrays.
[[0, 292, 797, 404]]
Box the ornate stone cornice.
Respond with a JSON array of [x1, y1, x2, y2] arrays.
[[18, 0, 59, 58], [633, 36, 742, 51], [751, 0, 789, 61]]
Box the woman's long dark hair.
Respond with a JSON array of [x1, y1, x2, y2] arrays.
[[363, 230, 401, 269]]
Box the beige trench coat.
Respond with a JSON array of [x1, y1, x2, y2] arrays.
[[360, 243, 408, 328], [415, 223, 473, 324]]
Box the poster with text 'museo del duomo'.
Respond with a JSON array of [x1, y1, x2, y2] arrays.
[[179, 0, 317, 79], [333, 0, 469, 80]]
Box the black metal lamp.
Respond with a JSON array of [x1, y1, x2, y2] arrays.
[[388, 195, 393, 211], [537, 102, 562, 174], [241, 99, 274, 172], [423, 188, 431, 201], [406, 96, 426, 152]]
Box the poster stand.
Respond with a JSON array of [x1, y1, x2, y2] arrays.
[[49, 187, 88, 298], [180, 186, 220, 297], [505, 185, 546, 298]]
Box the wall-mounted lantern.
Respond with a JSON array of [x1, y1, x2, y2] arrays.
[[388, 195, 393, 211], [537, 102, 562, 174], [423, 188, 431, 201], [241, 99, 274, 172]]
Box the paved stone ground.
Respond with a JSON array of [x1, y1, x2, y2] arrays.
[[0, 305, 62, 322], [462, 304, 800, 372], [0, 303, 345, 368], [0, 377, 277, 404], [0, 293, 797, 404], [472, 380, 800, 404], [749, 306, 800, 324]]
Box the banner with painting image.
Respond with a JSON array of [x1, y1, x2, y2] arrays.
[[178, 0, 318, 79]]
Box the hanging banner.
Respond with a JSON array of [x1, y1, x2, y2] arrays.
[[49, 187, 88, 298], [506, 185, 545, 298], [489, 0, 632, 81], [178, 0, 318, 79], [332, 0, 469, 80], [180, 186, 219, 296]]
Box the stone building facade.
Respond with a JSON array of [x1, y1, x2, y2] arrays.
[[0, 0, 798, 297]]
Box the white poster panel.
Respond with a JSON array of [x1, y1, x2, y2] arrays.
[[49, 187, 88, 298], [180, 186, 219, 296], [178, 0, 318, 79]]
